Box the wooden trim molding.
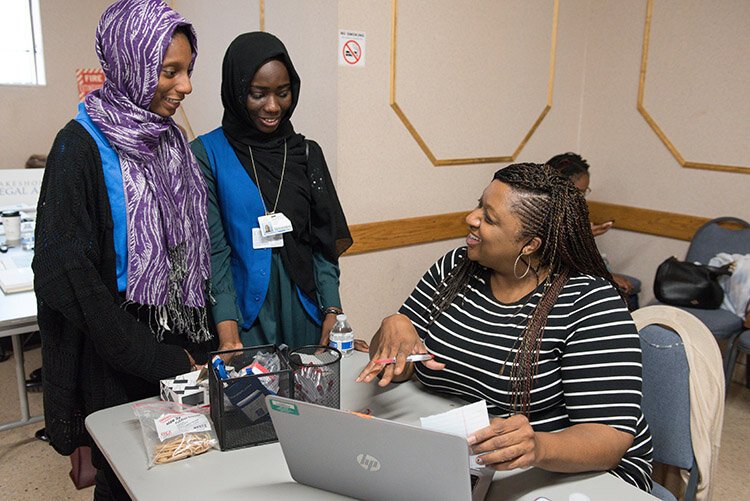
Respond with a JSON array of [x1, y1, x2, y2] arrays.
[[344, 202, 725, 256], [346, 211, 469, 256], [586, 201, 708, 241], [638, 0, 750, 174], [389, 0, 559, 166]]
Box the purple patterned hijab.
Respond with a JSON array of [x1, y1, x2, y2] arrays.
[[85, 0, 210, 340]]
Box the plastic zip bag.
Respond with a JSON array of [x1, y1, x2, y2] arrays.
[[132, 401, 219, 468]]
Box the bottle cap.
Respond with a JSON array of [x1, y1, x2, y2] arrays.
[[336, 314, 347, 322]]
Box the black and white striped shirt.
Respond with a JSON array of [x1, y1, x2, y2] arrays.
[[400, 248, 653, 492]]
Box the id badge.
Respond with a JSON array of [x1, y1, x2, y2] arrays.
[[258, 213, 293, 237], [252, 227, 283, 249]]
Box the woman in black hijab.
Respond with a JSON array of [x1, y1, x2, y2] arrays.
[[192, 32, 352, 351]]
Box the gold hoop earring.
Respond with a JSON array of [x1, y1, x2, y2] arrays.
[[513, 252, 531, 279]]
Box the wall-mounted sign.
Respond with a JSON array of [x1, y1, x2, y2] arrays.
[[76, 68, 105, 101], [0, 169, 44, 210], [338, 30, 366, 67]]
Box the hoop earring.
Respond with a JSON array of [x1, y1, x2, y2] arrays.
[[513, 252, 531, 279]]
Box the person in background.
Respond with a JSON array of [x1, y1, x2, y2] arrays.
[[357, 163, 653, 492], [191, 32, 354, 352], [546, 152, 640, 309], [33, 1, 212, 498], [25, 154, 47, 169]]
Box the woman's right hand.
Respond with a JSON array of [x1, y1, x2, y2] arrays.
[[355, 314, 444, 387]]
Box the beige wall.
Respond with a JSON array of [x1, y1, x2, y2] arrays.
[[578, 0, 750, 305], [337, 0, 749, 337], [1, 1, 748, 340], [173, 0, 338, 172]]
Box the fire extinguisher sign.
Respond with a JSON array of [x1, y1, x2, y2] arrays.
[[338, 30, 366, 67]]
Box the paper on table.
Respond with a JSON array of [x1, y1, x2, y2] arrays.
[[420, 400, 490, 468], [0, 255, 33, 294]]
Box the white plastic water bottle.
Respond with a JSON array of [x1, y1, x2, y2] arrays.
[[329, 314, 354, 357]]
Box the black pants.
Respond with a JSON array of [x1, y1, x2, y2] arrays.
[[94, 465, 131, 501]]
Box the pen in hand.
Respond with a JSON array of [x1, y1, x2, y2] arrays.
[[373, 353, 434, 365]]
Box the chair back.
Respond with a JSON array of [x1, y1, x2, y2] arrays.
[[686, 216, 750, 264], [638, 324, 693, 469], [633, 305, 726, 501]]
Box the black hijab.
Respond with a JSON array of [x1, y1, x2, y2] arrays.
[[221, 32, 352, 298]]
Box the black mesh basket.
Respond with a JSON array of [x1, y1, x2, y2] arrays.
[[208, 344, 292, 451], [288, 345, 341, 409]]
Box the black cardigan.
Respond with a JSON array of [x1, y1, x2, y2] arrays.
[[33, 120, 214, 467]]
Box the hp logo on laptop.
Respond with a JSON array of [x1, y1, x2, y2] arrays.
[[356, 453, 381, 472]]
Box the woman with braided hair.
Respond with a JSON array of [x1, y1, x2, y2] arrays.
[[357, 163, 653, 492]]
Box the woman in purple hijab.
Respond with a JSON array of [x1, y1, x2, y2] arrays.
[[32, 1, 212, 497]]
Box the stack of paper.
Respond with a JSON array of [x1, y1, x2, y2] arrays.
[[0, 255, 34, 294]]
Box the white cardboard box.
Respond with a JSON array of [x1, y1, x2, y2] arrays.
[[159, 369, 209, 407]]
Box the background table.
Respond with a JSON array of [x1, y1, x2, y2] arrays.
[[0, 247, 42, 432], [87, 351, 657, 500]]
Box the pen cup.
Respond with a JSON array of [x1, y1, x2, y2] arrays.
[[208, 344, 293, 451], [288, 345, 341, 409]]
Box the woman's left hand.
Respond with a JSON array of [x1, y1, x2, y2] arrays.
[[318, 314, 369, 351], [318, 313, 338, 347], [468, 415, 540, 470], [215, 320, 243, 362]]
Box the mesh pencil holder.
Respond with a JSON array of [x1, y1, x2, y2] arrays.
[[208, 344, 292, 451], [288, 345, 341, 409]]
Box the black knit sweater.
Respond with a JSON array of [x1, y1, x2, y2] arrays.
[[33, 120, 214, 468]]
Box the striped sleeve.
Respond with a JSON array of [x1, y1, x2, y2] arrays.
[[560, 277, 643, 435]]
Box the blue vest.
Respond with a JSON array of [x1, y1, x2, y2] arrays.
[[74, 103, 128, 292], [198, 128, 322, 328]]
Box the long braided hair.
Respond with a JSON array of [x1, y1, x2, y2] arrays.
[[427, 163, 614, 415]]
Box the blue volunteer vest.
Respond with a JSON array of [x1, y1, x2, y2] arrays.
[[74, 103, 128, 292], [198, 128, 321, 329]]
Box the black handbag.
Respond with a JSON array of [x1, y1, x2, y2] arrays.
[[653, 256, 732, 309]]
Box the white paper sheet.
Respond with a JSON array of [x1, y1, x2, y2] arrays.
[[420, 400, 490, 468], [0, 255, 33, 293]]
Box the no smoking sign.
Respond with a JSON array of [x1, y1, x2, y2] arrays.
[[338, 30, 366, 67]]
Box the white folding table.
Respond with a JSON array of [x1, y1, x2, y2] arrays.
[[87, 352, 658, 500], [0, 247, 43, 432]]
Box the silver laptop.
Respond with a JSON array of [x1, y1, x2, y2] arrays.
[[266, 395, 493, 501]]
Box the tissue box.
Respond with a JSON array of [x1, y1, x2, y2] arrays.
[[159, 369, 209, 407]]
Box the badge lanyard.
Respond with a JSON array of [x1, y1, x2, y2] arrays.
[[250, 140, 293, 247]]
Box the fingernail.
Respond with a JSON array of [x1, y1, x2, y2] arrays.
[[467, 435, 477, 445]]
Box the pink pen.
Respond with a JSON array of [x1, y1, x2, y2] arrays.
[[374, 353, 434, 365]]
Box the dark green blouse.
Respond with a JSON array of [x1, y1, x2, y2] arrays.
[[192, 140, 342, 348]]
